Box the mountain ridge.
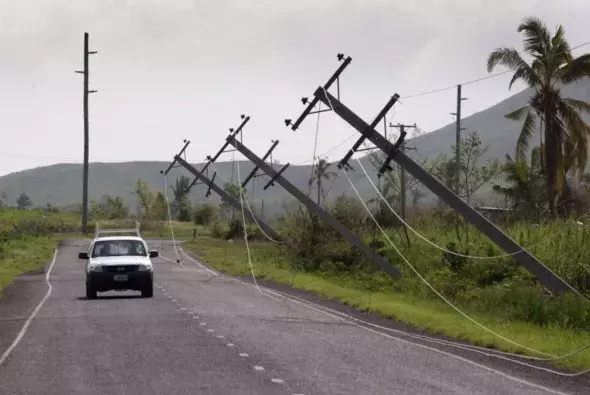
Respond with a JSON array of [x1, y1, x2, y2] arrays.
[[1, 79, 589, 216]]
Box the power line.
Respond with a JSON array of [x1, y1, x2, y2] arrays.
[[402, 40, 590, 100]]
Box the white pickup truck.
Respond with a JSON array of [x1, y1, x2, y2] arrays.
[[78, 230, 159, 299]]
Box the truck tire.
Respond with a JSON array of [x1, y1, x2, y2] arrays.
[[86, 283, 97, 299], [142, 282, 153, 298]]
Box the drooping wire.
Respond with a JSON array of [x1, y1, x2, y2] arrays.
[[320, 84, 589, 360], [162, 173, 182, 265], [357, 158, 587, 259], [401, 41, 590, 100], [342, 167, 590, 368], [211, 164, 290, 245]]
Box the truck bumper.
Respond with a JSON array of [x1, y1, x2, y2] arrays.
[[87, 271, 153, 292]]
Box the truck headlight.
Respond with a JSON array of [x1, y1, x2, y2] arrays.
[[138, 265, 152, 272], [88, 264, 103, 273]]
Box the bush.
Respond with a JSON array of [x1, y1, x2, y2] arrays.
[[193, 204, 219, 226], [177, 201, 192, 222]]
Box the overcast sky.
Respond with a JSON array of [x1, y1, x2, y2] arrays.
[[0, 0, 588, 176]]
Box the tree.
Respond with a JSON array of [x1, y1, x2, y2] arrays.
[[90, 200, 105, 219], [220, 182, 246, 220], [152, 192, 168, 221], [308, 158, 337, 206], [493, 147, 546, 218], [487, 16, 590, 216], [432, 131, 500, 205], [172, 175, 191, 202], [0, 191, 6, 208], [410, 187, 426, 206], [193, 203, 219, 225], [135, 179, 155, 219], [367, 177, 401, 228], [16, 193, 32, 210], [432, 131, 500, 245], [105, 196, 129, 219]]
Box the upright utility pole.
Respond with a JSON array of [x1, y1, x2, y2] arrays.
[[75, 32, 97, 234], [389, 123, 417, 220], [452, 84, 467, 194]]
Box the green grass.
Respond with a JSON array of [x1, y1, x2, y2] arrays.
[[184, 236, 590, 372], [0, 237, 57, 296]]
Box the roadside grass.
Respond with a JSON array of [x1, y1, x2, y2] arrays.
[[0, 237, 57, 296], [184, 236, 590, 371]]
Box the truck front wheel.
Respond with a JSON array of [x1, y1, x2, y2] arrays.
[[86, 282, 97, 299]]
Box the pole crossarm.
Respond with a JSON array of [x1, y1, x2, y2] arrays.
[[205, 172, 217, 198], [241, 140, 279, 188], [172, 155, 281, 241], [164, 139, 190, 176], [286, 53, 352, 131], [339, 95, 399, 170], [314, 88, 575, 295], [184, 115, 251, 195], [225, 134, 402, 280], [263, 163, 290, 190], [377, 123, 415, 176]]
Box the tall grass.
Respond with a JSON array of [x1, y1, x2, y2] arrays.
[[263, 199, 590, 332]]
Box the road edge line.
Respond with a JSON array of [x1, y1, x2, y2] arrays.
[[0, 248, 58, 367]]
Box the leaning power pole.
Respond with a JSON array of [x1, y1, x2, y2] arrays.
[[451, 84, 467, 194], [75, 32, 97, 234], [288, 53, 577, 295]]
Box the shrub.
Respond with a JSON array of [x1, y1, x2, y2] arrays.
[[193, 204, 219, 226]]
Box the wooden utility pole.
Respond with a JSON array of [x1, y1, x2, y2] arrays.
[[389, 123, 417, 220], [451, 84, 467, 194], [75, 33, 97, 234]]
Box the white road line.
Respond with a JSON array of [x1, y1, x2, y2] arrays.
[[271, 378, 284, 384], [227, 343, 235, 347], [200, 323, 207, 326], [160, 255, 180, 265], [216, 335, 224, 339], [171, 299, 178, 303], [179, 247, 567, 393], [179, 307, 187, 311], [0, 249, 58, 367], [239, 353, 249, 357], [256, 288, 571, 395], [207, 329, 214, 333], [254, 366, 265, 371], [180, 250, 218, 276]]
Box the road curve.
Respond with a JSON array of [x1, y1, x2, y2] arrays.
[[0, 240, 586, 394]]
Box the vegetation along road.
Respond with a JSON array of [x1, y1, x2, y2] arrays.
[[0, 238, 586, 394], [2, 15, 590, 395]]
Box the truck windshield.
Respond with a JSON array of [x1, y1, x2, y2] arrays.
[[92, 240, 147, 258]]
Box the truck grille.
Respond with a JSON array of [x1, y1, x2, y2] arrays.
[[104, 265, 139, 273]]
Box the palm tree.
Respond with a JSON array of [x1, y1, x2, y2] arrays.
[[487, 16, 590, 216], [171, 175, 192, 216], [308, 158, 337, 206], [493, 147, 546, 217], [172, 176, 191, 203], [367, 178, 400, 228]]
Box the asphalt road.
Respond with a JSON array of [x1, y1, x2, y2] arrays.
[[0, 240, 587, 394]]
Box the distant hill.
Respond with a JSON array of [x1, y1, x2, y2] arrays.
[[1, 79, 589, 217]]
